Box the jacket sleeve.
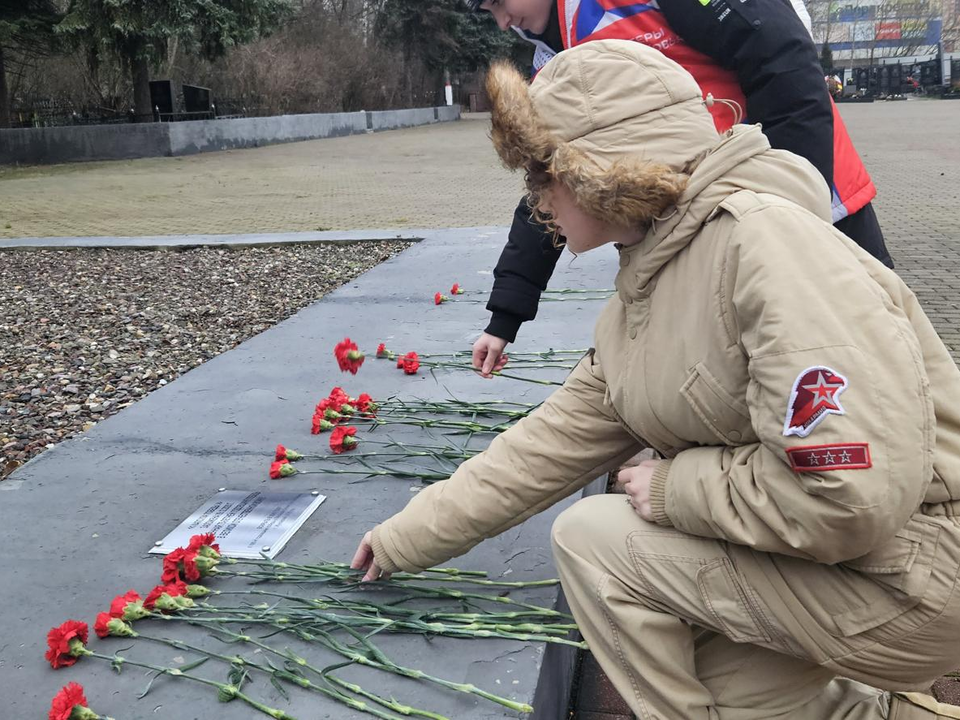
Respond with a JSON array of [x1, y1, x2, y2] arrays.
[[647, 207, 935, 564], [659, 0, 834, 188], [371, 353, 641, 573], [485, 198, 564, 343]]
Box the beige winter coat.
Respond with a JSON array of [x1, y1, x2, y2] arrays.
[[370, 40, 960, 638]]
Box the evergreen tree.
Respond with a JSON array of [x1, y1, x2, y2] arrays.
[[819, 42, 834, 73], [57, 0, 293, 121], [0, 0, 61, 127]]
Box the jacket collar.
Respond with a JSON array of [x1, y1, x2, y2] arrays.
[[616, 124, 830, 295]]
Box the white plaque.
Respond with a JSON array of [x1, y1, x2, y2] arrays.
[[149, 490, 326, 559]]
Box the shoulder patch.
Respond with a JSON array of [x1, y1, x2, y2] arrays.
[[783, 366, 848, 438], [787, 443, 871, 472]]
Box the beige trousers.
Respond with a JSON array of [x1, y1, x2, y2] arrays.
[[552, 494, 960, 720]]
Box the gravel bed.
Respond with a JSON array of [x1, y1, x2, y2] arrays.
[[0, 241, 413, 479]]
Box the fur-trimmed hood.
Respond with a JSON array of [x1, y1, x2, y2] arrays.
[[487, 40, 831, 244], [487, 39, 720, 228]]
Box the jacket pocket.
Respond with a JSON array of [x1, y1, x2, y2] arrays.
[[841, 517, 940, 596], [681, 362, 752, 445], [697, 558, 772, 644], [831, 518, 941, 636]]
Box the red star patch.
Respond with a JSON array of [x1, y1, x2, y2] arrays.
[[783, 366, 848, 438]]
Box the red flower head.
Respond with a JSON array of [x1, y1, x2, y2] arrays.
[[355, 392, 378, 416], [188, 533, 221, 558], [145, 579, 193, 612], [270, 459, 298, 479], [311, 414, 335, 434], [434, 292, 448, 305], [45, 620, 90, 669], [396, 356, 404, 369], [451, 283, 464, 295], [49, 682, 94, 720], [330, 425, 359, 454], [402, 351, 420, 375], [109, 590, 149, 622], [323, 407, 343, 422], [275, 444, 304, 462], [376, 342, 396, 360], [329, 387, 352, 405], [334, 338, 365, 374], [95, 612, 136, 639], [162, 547, 200, 583], [93, 612, 111, 639]]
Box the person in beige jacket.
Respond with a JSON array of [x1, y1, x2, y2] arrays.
[[351, 40, 960, 719]]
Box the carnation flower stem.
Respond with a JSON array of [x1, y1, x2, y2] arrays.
[[374, 400, 536, 420], [171, 619, 533, 715], [209, 569, 573, 618], [191, 591, 583, 648], [354, 415, 511, 434], [222, 556, 488, 578], [488, 371, 563, 386], [204, 598, 576, 631], [214, 558, 558, 588], [304, 445, 479, 461], [81, 649, 297, 720], [413, 348, 587, 360], [130, 632, 419, 720], [322, 671, 451, 720], [311, 625, 535, 714]]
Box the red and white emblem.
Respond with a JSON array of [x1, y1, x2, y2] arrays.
[[783, 366, 848, 438], [787, 443, 871, 472]]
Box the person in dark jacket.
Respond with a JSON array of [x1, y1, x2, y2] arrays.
[[466, 0, 894, 376]]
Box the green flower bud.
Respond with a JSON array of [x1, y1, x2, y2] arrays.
[[71, 706, 101, 720], [194, 555, 219, 574], [106, 618, 137, 638], [122, 599, 150, 622], [173, 595, 196, 610], [218, 685, 239, 703]]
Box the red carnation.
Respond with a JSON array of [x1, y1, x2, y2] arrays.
[[402, 351, 420, 375], [109, 590, 149, 621], [275, 444, 303, 462], [376, 343, 395, 360], [434, 292, 448, 305], [330, 425, 359, 454], [188, 533, 221, 557], [49, 682, 93, 720], [396, 356, 404, 369], [94, 612, 112, 639], [312, 414, 334, 434], [45, 620, 90, 669], [145, 579, 191, 611], [162, 547, 201, 582], [329, 387, 352, 405], [334, 338, 365, 374], [95, 612, 135, 639], [270, 459, 298, 479], [451, 283, 464, 295], [356, 392, 377, 416]]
